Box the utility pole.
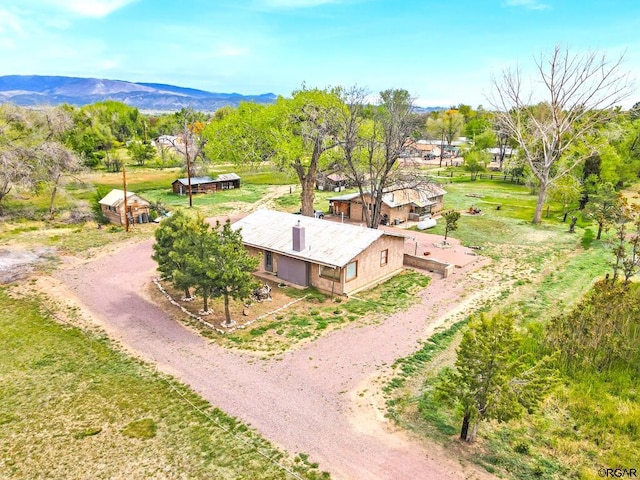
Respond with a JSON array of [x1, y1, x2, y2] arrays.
[[185, 131, 193, 208], [122, 164, 129, 232]]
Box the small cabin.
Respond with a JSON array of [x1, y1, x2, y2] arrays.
[[172, 173, 241, 195], [99, 189, 151, 226]]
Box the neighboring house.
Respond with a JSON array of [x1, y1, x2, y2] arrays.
[[487, 147, 515, 161], [329, 184, 447, 225], [404, 139, 441, 159], [98, 189, 151, 226], [231, 209, 405, 296], [316, 172, 350, 191], [172, 173, 241, 195]]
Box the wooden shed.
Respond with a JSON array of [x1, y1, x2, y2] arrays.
[[172, 173, 241, 195], [99, 189, 151, 226]]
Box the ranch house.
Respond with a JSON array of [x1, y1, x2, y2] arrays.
[[231, 209, 406, 296], [328, 185, 447, 225]]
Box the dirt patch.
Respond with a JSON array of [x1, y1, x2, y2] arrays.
[[0, 247, 57, 284]]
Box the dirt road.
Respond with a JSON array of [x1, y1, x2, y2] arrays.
[[54, 236, 495, 480]]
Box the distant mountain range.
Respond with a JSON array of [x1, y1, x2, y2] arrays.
[[0, 75, 278, 112]]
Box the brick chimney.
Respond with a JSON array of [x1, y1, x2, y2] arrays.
[[292, 220, 305, 252]]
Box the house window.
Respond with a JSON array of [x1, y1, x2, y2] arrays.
[[346, 261, 357, 281], [380, 249, 388, 266], [319, 265, 340, 280], [265, 251, 273, 272]]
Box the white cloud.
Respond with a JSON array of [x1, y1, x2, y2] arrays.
[[0, 9, 25, 35], [215, 44, 250, 57], [259, 0, 342, 8], [503, 0, 550, 11], [25, 0, 136, 18]]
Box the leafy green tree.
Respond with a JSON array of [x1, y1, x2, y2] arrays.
[[438, 312, 557, 442], [472, 129, 497, 151], [491, 46, 631, 224], [583, 182, 621, 239], [127, 139, 156, 166], [463, 148, 489, 181], [204, 102, 277, 167], [64, 107, 118, 168], [272, 86, 344, 216], [547, 175, 582, 221], [442, 209, 460, 243]]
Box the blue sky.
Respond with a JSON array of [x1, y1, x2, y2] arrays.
[[1, 0, 638, 107]]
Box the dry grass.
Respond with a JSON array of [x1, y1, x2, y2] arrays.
[[0, 287, 329, 479]]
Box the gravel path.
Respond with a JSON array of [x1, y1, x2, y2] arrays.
[[54, 236, 496, 480]]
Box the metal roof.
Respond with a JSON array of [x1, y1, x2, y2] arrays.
[[173, 176, 214, 186], [328, 192, 361, 201], [216, 173, 241, 181], [173, 173, 240, 186], [329, 185, 446, 207], [232, 209, 394, 268], [98, 189, 149, 207]]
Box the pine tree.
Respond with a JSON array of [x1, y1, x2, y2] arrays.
[[152, 209, 206, 300], [208, 220, 259, 326], [438, 312, 556, 442]]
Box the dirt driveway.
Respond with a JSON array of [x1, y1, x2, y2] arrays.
[[53, 236, 496, 480]]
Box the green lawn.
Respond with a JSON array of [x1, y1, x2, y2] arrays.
[[384, 179, 639, 480], [0, 289, 328, 479]]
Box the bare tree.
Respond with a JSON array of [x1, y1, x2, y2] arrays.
[[490, 46, 632, 224], [339, 87, 431, 229], [0, 104, 80, 216], [426, 109, 463, 167], [170, 108, 209, 208]]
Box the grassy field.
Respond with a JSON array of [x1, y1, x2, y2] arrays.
[[2, 161, 637, 480], [384, 179, 640, 480], [0, 288, 328, 479]]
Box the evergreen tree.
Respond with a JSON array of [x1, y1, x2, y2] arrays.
[[180, 221, 220, 313], [153, 214, 258, 325], [208, 220, 259, 326], [152, 209, 205, 300], [438, 312, 556, 442]]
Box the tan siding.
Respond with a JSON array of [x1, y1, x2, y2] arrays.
[[342, 235, 405, 295], [311, 263, 345, 295], [350, 200, 364, 222], [243, 236, 404, 296]]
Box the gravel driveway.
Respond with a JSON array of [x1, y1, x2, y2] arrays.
[[55, 237, 495, 480]]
